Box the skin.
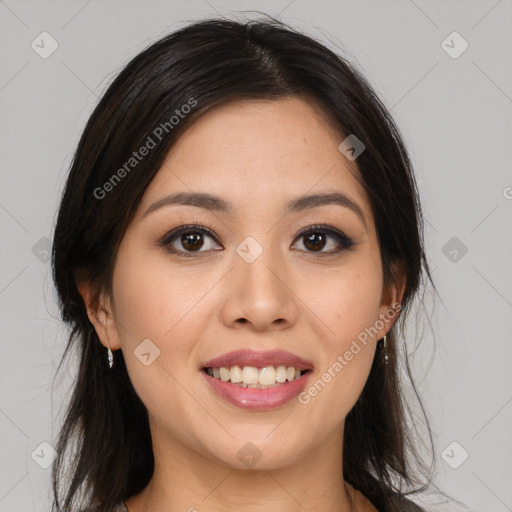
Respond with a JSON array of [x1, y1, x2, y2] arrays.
[[79, 96, 405, 512]]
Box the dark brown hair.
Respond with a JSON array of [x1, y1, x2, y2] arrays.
[[51, 15, 448, 512]]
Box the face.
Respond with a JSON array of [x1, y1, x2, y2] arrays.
[[84, 96, 403, 471]]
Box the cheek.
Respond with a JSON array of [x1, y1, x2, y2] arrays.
[[306, 264, 383, 346], [298, 264, 382, 412], [110, 248, 200, 418], [111, 244, 210, 342], [110, 244, 217, 396]]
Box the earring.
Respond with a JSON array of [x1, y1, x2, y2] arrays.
[[382, 334, 389, 365], [106, 332, 114, 369]]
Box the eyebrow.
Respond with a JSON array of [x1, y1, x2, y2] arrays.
[[142, 191, 367, 230]]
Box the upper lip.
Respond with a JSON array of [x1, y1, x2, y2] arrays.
[[202, 349, 314, 371]]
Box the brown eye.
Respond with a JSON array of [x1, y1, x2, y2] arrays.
[[160, 223, 355, 258], [161, 225, 221, 257], [292, 224, 355, 255], [180, 232, 205, 251], [303, 232, 328, 252]]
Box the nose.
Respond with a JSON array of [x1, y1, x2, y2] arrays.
[[219, 245, 300, 332]]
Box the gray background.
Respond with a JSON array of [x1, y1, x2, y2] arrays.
[[1, 1, 511, 511]]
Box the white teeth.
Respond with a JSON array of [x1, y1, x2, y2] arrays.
[[220, 367, 230, 382], [206, 365, 305, 387], [230, 365, 243, 383], [242, 366, 259, 385], [258, 366, 276, 386], [275, 365, 287, 382]]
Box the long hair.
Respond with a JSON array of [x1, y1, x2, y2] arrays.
[[52, 15, 442, 511]]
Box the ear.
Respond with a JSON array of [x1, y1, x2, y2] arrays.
[[76, 276, 121, 351], [377, 263, 406, 339]]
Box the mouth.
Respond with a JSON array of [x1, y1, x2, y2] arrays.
[[202, 365, 312, 388], [200, 349, 314, 410]]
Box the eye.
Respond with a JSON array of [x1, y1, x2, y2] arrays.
[[159, 223, 356, 257], [160, 224, 221, 257], [291, 224, 356, 255]]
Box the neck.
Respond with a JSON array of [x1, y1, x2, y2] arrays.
[[126, 420, 358, 512]]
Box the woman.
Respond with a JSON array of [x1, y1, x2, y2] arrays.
[[51, 16, 442, 512]]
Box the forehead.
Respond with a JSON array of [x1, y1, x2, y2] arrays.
[[137, 97, 372, 223]]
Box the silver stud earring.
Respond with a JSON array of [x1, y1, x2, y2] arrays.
[[106, 334, 114, 369], [382, 334, 389, 365]]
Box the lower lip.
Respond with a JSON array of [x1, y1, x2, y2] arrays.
[[201, 370, 312, 410]]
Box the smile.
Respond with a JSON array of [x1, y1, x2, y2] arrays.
[[204, 365, 307, 388], [201, 366, 313, 410]]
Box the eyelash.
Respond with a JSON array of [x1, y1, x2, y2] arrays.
[[159, 221, 356, 258]]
